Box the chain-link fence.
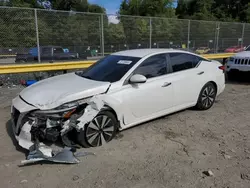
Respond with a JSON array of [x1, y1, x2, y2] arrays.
[[0, 6, 249, 63]]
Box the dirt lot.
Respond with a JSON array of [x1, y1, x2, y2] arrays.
[[0, 81, 250, 188]]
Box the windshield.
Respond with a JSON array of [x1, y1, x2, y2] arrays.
[[76, 55, 141, 82]]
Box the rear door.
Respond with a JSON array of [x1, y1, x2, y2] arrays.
[[41, 47, 53, 61], [167, 52, 207, 107]]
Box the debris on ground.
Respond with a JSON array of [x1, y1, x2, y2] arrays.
[[241, 173, 250, 181], [202, 170, 214, 177], [20, 80, 38, 87], [219, 150, 232, 160], [223, 154, 231, 159], [20, 143, 95, 166], [20, 180, 28, 183], [72, 175, 80, 181]]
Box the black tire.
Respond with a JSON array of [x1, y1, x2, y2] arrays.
[[227, 71, 236, 81], [77, 111, 118, 148], [195, 82, 217, 110]]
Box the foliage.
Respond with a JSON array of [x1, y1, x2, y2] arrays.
[[0, 0, 250, 53], [118, 0, 177, 46], [0, 0, 105, 51], [176, 0, 250, 22]]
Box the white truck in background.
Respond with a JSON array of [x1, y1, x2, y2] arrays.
[[226, 45, 250, 80]]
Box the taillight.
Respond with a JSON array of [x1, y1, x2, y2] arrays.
[[219, 65, 225, 73]]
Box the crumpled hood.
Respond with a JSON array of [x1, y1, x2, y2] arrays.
[[234, 51, 250, 58], [20, 73, 110, 110]]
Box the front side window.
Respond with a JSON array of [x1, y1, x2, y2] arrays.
[[77, 55, 141, 82], [53, 48, 64, 54], [133, 54, 168, 79], [169, 53, 201, 72]]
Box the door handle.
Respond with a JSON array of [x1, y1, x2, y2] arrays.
[[162, 82, 171, 87], [198, 71, 204, 75]]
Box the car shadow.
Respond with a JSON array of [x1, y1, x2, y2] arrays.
[[226, 80, 250, 86], [226, 72, 250, 85], [120, 109, 188, 133], [5, 119, 28, 155]]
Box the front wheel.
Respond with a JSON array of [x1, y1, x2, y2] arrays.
[[77, 111, 118, 148], [195, 82, 217, 110]]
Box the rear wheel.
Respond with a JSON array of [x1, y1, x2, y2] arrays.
[[227, 70, 237, 81], [77, 111, 118, 148], [196, 82, 217, 110]]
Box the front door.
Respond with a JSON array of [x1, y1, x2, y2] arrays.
[[121, 53, 174, 125]]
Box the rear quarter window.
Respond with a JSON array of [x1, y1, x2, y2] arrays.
[[169, 53, 203, 72]]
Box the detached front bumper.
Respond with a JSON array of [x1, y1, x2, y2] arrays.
[[11, 96, 38, 149]]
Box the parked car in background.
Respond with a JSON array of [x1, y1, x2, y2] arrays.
[[224, 46, 245, 53], [195, 47, 210, 54], [11, 49, 225, 151], [226, 45, 250, 79], [15, 46, 81, 63]]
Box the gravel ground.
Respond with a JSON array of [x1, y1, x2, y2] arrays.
[[0, 80, 250, 188]]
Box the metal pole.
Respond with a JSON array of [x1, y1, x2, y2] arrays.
[[214, 22, 217, 53], [241, 23, 245, 47], [149, 17, 152, 48], [216, 22, 220, 53], [187, 20, 190, 50], [101, 14, 104, 57], [99, 16, 102, 55], [34, 9, 40, 62]]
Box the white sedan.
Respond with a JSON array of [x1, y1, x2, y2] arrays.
[[11, 49, 225, 149]]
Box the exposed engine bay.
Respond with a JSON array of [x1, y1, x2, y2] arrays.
[[12, 96, 104, 164]]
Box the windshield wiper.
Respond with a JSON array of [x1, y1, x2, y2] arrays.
[[75, 72, 92, 80], [82, 75, 92, 80]]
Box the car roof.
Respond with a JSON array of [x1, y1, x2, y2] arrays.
[[111, 48, 194, 58]]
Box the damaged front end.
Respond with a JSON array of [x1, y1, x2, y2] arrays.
[[11, 96, 103, 164]]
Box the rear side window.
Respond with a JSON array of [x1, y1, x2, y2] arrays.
[[133, 54, 168, 79], [169, 53, 201, 72], [42, 47, 51, 54]]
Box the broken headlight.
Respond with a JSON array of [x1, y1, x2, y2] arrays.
[[59, 97, 91, 109], [32, 97, 92, 115]]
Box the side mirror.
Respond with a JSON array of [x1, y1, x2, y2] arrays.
[[129, 74, 147, 84]]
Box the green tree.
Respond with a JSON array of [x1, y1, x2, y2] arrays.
[[176, 0, 250, 22], [0, 8, 36, 48], [0, 0, 106, 53], [119, 0, 176, 47], [245, 3, 250, 23], [119, 0, 175, 17]]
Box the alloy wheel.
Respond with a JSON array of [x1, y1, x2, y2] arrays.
[[85, 115, 115, 147], [201, 85, 216, 108]]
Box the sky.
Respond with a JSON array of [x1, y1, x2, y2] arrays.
[[88, 0, 178, 15], [88, 0, 122, 15], [88, 0, 178, 24]]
